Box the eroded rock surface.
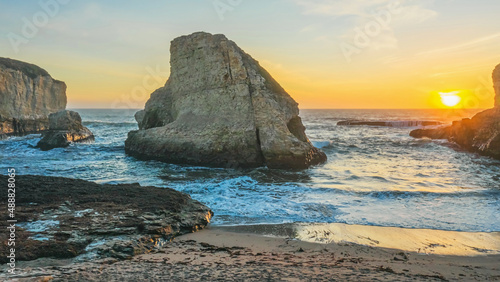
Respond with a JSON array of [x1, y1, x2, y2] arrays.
[[410, 63, 500, 160], [125, 32, 326, 169], [36, 110, 94, 150], [0, 57, 66, 137], [0, 175, 213, 262]]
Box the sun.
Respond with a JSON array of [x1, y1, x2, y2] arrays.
[[439, 91, 462, 107]]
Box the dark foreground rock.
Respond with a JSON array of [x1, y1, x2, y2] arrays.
[[0, 175, 213, 263], [338, 120, 442, 127], [37, 110, 94, 150], [125, 32, 326, 169], [410, 64, 500, 160], [0, 57, 66, 138]]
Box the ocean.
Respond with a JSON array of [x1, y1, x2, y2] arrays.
[[1, 109, 499, 234]]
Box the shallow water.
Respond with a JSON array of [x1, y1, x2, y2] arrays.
[[1, 109, 499, 233]]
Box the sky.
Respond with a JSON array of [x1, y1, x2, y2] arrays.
[[1, 0, 499, 109]]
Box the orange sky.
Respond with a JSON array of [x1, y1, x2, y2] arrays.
[[1, 1, 499, 109]]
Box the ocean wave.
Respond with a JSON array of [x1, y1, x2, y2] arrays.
[[83, 121, 137, 127], [312, 141, 333, 149]]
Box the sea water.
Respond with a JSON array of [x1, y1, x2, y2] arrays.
[[1, 109, 499, 233]]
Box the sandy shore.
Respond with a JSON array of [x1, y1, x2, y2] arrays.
[[3, 224, 499, 281]]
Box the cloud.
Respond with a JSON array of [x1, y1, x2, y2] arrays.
[[293, 0, 438, 53], [416, 33, 500, 57], [293, 0, 396, 17], [293, 0, 438, 24]]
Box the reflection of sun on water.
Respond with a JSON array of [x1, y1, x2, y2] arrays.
[[439, 91, 462, 107]]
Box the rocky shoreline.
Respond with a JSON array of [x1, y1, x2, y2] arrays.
[[0, 175, 213, 263]]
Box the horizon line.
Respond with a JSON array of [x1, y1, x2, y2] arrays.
[[67, 107, 488, 111]]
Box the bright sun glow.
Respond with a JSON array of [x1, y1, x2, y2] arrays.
[[439, 91, 462, 107]]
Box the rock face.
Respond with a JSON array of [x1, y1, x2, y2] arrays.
[[0, 175, 213, 262], [494, 64, 500, 108], [37, 110, 94, 150], [125, 32, 326, 169], [410, 63, 500, 160], [0, 57, 66, 137]]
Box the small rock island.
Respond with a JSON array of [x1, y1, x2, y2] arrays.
[[125, 32, 326, 169], [37, 110, 94, 151]]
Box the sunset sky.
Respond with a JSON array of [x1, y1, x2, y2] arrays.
[[1, 0, 499, 109]]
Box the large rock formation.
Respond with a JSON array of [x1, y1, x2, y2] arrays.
[[37, 110, 94, 150], [410, 63, 500, 160], [125, 32, 326, 169], [0, 57, 66, 137]]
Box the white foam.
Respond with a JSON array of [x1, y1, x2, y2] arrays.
[[18, 220, 60, 232]]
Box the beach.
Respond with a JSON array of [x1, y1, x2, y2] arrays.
[[7, 225, 500, 281], [2, 3, 500, 281]]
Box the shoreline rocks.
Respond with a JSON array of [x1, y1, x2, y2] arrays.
[[0, 57, 66, 138], [125, 32, 326, 169], [410, 63, 500, 160], [37, 110, 94, 150], [0, 175, 213, 263]]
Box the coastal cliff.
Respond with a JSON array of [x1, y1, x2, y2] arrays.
[[125, 32, 326, 169], [0, 57, 66, 137], [410, 63, 500, 159]]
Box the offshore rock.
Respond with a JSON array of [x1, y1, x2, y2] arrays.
[[0, 57, 66, 137], [0, 175, 213, 262], [410, 63, 500, 160], [36, 110, 94, 150], [125, 32, 326, 169], [338, 120, 442, 127]]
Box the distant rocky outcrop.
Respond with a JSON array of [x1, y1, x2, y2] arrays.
[[125, 32, 326, 169], [338, 120, 442, 127], [410, 64, 500, 160], [0, 57, 66, 138], [37, 110, 94, 150], [0, 175, 213, 262]]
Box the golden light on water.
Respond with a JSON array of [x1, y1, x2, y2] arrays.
[[439, 91, 462, 107]]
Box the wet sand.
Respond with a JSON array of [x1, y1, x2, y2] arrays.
[[4, 224, 500, 281]]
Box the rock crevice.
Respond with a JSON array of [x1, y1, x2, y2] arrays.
[[125, 32, 326, 169]]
